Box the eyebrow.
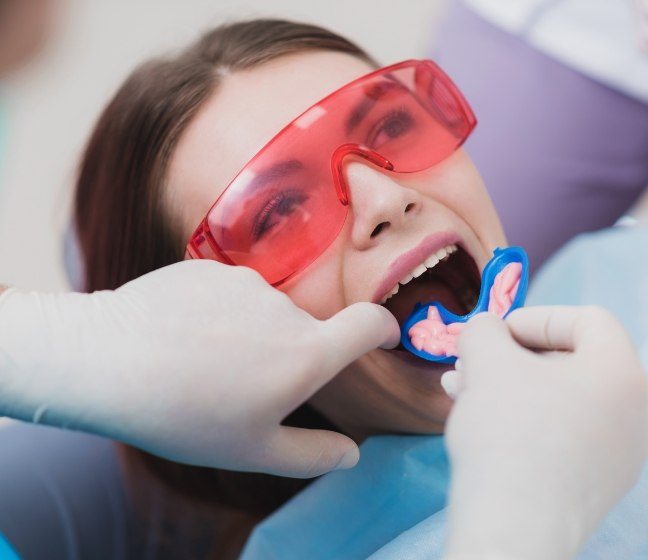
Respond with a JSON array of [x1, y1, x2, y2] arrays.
[[344, 79, 402, 135], [247, 159, 304, 192]]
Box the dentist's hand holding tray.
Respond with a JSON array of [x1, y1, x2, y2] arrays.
[[442, 304, 647, 560], [408, 246, 645, 560]]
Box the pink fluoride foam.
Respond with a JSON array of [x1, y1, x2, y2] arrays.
[[409, 307, 464, 356], [488, 261, 522, 317], [408, 262, 522, 357]]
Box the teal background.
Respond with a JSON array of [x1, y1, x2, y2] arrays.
[[0, 534, 20, 560]]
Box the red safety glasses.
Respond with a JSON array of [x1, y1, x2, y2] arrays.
[[186, 59, 476, 285]]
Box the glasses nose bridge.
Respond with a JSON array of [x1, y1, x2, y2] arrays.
[[331, 143, 394, 206]]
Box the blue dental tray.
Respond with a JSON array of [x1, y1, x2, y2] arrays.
[[400, 246, 530, 364]]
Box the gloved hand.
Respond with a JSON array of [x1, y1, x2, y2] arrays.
[[0, 260, 399, 478], [442, 306, 648, 560]]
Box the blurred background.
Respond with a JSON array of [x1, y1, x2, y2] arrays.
[[0, 0, 449, 291]]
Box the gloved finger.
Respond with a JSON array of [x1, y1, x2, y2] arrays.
[[440, 369, 464, 399], [261, 426, 359, 478], [457, 313, 524, 389], [504, 306, 579, 352], [318, 302, 400, 378], [505, 306, 622, 355]]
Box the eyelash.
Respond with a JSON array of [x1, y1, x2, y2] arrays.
[[366, 107, 414, 147], [252, 189, 309, 241]]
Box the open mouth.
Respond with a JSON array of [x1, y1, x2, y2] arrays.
[[380, 244, 482, 332]]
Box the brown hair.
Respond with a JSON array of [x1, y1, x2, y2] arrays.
[[74, 19, 375, 559]]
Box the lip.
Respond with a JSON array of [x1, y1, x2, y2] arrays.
[[371, 231, 462, 304]]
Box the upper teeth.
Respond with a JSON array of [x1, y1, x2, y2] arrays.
[[379, 244, 458, 304]]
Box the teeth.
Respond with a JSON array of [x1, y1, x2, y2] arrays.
[[380, 244, 460, 305], [379, 283, 400, 305], [398, 272, 413, 286], [411, 264, 427, 278], [424, 255, 440, 269]]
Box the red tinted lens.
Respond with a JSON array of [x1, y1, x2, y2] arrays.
[[361, 61, 475, 172], [187, 60, 475, 285], [205, 150, 347, 285]]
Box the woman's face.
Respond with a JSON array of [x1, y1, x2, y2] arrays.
[[168, 50, 506, 438]]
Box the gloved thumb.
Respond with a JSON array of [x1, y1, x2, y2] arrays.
[[458, 312, 521, 389], [261, 426, 359, 478], [505, 305, 621, 355], [318, 302, 400, 382]]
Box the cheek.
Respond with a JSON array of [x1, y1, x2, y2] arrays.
[[451, 181, 502, 244], [281, 240, 346, 320], [415, 152, 506, 247]]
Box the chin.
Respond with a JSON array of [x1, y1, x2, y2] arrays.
[[353, 349, 454, 435], [310, 346, 454, 439]]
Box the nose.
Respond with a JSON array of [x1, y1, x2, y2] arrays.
[[344, 160, 421, 250]]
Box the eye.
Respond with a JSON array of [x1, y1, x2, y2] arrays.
[[252, 189, 310, 242], [366, 108, 414, 149]]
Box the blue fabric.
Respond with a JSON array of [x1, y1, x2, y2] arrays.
[[0, 535, 20, 560], [242, 226, 648, 560], [240, 436, 450, 559]]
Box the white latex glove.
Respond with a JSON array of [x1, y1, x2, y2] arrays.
[[442, 306, 648, 560], [0, 260, 399, 477]]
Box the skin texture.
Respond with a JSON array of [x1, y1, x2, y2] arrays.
[[167, 50, 506, 439]]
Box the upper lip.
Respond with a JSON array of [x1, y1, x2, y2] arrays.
[[371, 231, 463, 304]]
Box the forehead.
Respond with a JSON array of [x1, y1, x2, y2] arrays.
[[168, 50, 375, 238]]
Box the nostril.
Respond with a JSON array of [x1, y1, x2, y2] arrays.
[[404, 203, 416, 214], [370, 222, 389, 238]]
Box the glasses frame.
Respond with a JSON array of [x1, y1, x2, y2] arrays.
[[185, 59, 476, 285]]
